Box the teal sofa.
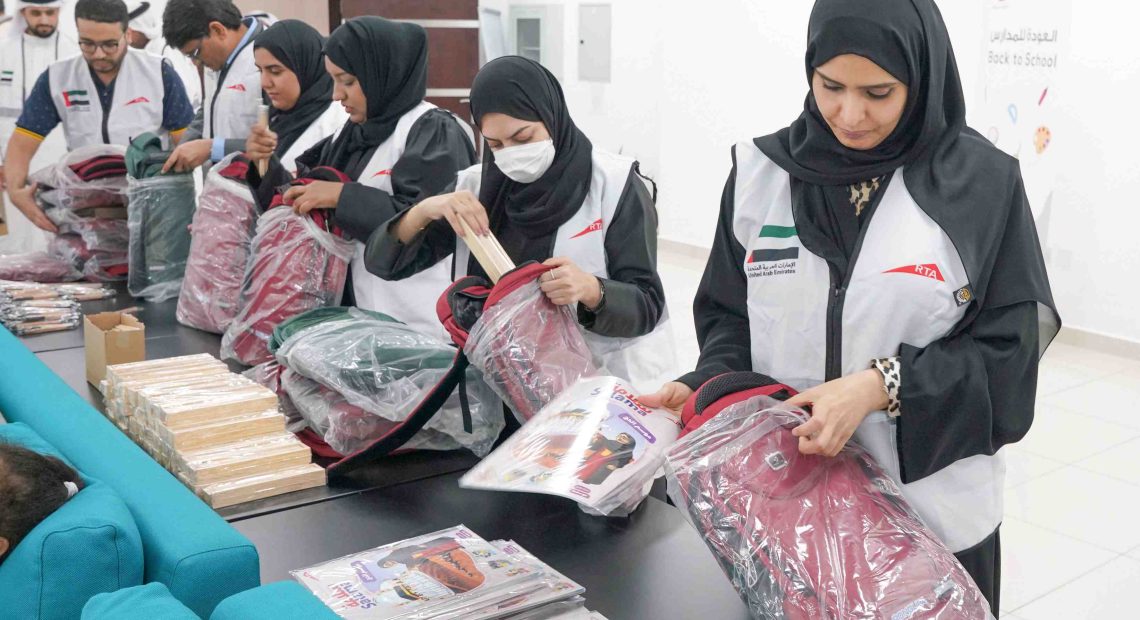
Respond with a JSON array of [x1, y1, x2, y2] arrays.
[[0, 327, 260, 617]]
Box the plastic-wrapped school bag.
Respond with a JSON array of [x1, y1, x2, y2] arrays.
[[439, 263, 597, 422], [0, 251, 82, 282], [176, 153, 258, 333], [219, 167, 354, 366], [665, 372, 994, 620], [125, 134, 196, 302], [272, 307, 503, 458], [29, 144, 129, 211]]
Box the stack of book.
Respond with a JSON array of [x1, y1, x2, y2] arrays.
[[293, 525, 607, 619]]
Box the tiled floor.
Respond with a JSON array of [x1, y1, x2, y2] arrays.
[[657, 250, 1140, 619]]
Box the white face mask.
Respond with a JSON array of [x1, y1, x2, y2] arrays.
[[493, 139, 555, 183]]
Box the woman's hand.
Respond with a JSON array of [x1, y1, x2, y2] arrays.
[[540, 257, 601, 308], [638, 381, 694, 417], [245, 124, 277, 162], [407, 190, 490, 238], [787, 368, 889, 457], [284, 181, 344, 214]]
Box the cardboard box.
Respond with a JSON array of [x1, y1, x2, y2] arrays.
[[85, 312, 145, 389]]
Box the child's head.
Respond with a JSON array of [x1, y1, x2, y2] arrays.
[[0, 443, 84, 563]]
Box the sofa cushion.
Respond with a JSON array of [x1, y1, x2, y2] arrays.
[[82, 583, 200, 619], [209, 581, 338, 620], [0, 423, 145, 620]]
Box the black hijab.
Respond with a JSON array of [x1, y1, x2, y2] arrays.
[[253, 20, 334, 158], [757, 0, 1057, 352], [469, 56, 593, 267], [321, 16, 428, 179]]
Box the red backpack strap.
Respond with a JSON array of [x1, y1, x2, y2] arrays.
[[680, 371, 797, 437], [484, 262, 552, 308], [436, 275, 492, 348]]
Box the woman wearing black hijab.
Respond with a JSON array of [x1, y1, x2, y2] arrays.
[[244, 19, 347, 174], [247, 16, 476, 339], [643, 0, 1058, 611], [366, 56, 674, 393]]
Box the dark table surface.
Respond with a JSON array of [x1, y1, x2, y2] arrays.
[[234, 470, 751, 620], [19, 285, 751, 618]]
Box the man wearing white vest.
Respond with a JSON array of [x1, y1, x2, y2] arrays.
[[159, 0, 265, 173], [124, 0, 201, 113], [2, 0, 194, 232], [0, 0, 78, 251]]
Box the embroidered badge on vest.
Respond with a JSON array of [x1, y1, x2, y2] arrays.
[[570, 218, 603, 239], [62, 89, 90, 108], [953, 286, 974, 306], [883, 263, 945, 282], [0, 70, 13, 85], [745, 247, 799, 278]]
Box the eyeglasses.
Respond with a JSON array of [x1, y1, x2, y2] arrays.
[[78, 38, 122, 54], [184, 37, 207, 62]]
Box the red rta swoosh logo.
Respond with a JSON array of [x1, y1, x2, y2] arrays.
[[883, 263, 945, 282], [125, 96, 150, 105], [227, 84, 246, 91], [571, 218, 603, 239]]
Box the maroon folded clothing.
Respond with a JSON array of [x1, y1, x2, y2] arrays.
[[0, 252, 82, 282], [69, 155, 127, 182]]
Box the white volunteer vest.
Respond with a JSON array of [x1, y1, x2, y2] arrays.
[[453, 149, 678, 394], [48, 48, 167, 149], [0, 30, 77, 253], [351, 100, 454, 341], [732, 140, 1003, 552], [202, 30, 261, 141], [279, 102, 349, 175]]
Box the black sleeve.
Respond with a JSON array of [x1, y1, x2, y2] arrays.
[[334, 109, 476, 242], [896, 300, 1040, 483], [364, 181, 460, 281], [577, 167, 665, 339], [677, 159, 752, 390]]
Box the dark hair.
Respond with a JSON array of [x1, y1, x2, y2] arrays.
[[162, 0, 243, 48], [74, 0, 130, 31], [0, 443, 84, 563]]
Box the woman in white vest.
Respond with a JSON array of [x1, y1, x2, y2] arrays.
[[246, 16, 475, 340], [242, 19, 346, 175], [369, 56, 675, 394], [642, 0, 1059, 613]]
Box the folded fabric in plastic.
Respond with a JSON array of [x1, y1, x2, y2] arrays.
[[273, 307, 503, 457], [125, 134, 196, 302], [220, 168, 354, 366], [30, 145, 129, 211], [439, 263, 596, 423], [177, 153, 259, 333], [664, 373, 993, 620], [0, 251, 82, 282]]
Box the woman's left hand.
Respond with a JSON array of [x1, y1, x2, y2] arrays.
[[786, 369, 889, 457], [540, 257, 602, 308], [284, 181, 344, 214]]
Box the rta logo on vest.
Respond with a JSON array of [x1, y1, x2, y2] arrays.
[[125, 96, 150, 106], [570, 218, 603, 239], [883, 263, 945, 282], [226, 83, 247, 92]]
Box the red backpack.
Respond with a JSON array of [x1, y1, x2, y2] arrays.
[[667, 372, 992, 620]]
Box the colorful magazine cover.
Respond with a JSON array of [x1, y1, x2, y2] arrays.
[[291, 525, 544, 619], [460, 377, 681, 515]]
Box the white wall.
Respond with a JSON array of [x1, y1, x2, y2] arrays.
[[479, 0, 1140, 343]]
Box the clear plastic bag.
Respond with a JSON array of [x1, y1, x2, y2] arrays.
[[177, 153, 258, 333], [126, 174, 196, 301], [220, 207, 354, 366], [664, 397, 995, 620], [243, 361, 306, 433], [81, 251, 130, 282], [0, 251, 82, 282], [46, 234, 90, 268], [275, 310, 504, 457], [464, 279, 596, 422], [30, 145, 129, 209]]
